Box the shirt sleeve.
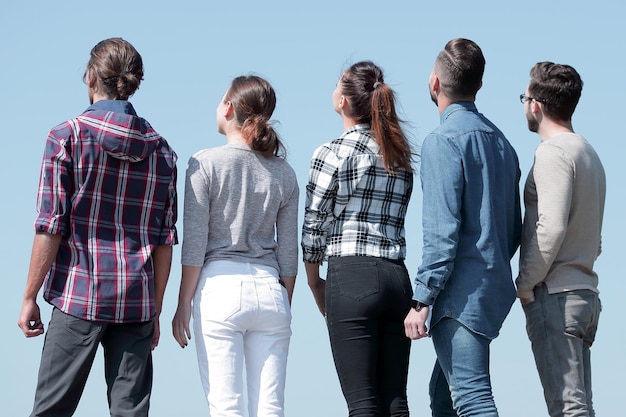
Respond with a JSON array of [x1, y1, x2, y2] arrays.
[[276, 172, 300, 277], [413, 134, 464, 305], [159, 161, 179, 246], [516, 143, 573, 298], [34, 124, 74, 236], [181, 155, 211, 267], [301, 144, 340, 264]]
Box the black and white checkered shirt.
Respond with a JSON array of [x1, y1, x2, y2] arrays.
[[301, 124, 413, 264]]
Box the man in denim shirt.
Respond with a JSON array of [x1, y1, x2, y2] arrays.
[[405, 38, 521, 416]]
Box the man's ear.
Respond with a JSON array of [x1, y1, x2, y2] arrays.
[[530, 99, 542, 114], [86, 70, 98, 89], [431, 74, 440, 92]]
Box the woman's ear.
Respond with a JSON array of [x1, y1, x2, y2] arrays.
[[224, 101, 234, 118], [339, 95, 348, 110]]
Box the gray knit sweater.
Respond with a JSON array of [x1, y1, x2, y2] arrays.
[[516, 133, 605, 298], [181, 144, 299, 277]]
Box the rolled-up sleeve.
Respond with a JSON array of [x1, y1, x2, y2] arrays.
[[413, 134, 463, 304], [160, 163, 179, 246], [301, 145, 340, 264], [34, 126, 74, 236]]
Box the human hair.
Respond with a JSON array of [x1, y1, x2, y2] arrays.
[[83, 38, 144, 100], [224, 75, 285, 157], [435, 38, 485, 100], [340, 61, 413, 173], [528, 62, 583, 122]]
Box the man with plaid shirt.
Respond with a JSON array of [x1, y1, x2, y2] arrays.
[[17, 38, 177, 417]]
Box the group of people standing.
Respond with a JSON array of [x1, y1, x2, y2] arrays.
[[17, 36, 605, 417]]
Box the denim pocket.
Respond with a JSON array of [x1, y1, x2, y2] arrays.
[[198, 279, 242, 322], [391, 262, 412, 296], [331, 260, 379, 301], [265, 280, 292, 319], [558, 292, 596, 338]]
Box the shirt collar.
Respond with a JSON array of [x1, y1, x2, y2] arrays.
[[85, 100, 137, 116], [441, 101, 477, 123], [344, 123, 371, 135]]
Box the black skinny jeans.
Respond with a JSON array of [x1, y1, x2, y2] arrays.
[[326, 256, 412, 417]]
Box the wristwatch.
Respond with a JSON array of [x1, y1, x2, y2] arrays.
[[411, 300, 429, 312]]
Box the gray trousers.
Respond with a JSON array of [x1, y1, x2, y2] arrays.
[[30, 308, 154, 417], [523, 284, 601, 417]]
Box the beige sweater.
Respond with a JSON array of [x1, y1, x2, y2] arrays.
[[516, 133, 605, 299]]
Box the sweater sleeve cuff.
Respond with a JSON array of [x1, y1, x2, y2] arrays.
[[516, 287, 535, 299]]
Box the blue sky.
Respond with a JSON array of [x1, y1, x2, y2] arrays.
[[2, 1, 624, 416]]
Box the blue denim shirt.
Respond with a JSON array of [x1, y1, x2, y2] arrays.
[[413, 102, 521, 338]]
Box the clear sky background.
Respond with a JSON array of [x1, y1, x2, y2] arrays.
[[2, 1, 624, 416]]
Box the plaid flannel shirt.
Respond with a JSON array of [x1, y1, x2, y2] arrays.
[[301, 124, 413, 264], [34, 100, 178, 323]]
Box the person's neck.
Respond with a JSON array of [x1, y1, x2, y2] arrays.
[[538, 118, 574, 142], [224, 129, 248, 146], [341, 115, 360, 131], [91, 93, 115, 105], [437, 94, 475, 115]]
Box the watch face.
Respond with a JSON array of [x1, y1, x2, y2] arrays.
[[411, 300, 427, 311]]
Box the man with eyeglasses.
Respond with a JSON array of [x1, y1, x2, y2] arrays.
[[517, 62, 605, 417]]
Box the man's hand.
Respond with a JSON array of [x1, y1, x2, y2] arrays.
[[18, 299, 44, 338], [18, 232, 62, 338], [404, 306, 430, 340], [151, 316, 161, 351], [519, 295, 535, 305]]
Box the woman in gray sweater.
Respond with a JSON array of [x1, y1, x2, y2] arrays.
[[172, 75, 299, 417]]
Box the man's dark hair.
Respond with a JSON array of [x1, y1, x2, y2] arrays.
[[435, 38, 485, 100], [528, 62, 583, 121]]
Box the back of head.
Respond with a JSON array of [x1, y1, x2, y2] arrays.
[[225, 75, 284, 157], [435, 38, 485, 100], [84, 38, 144, 100], [529, 62, 583, 122], [340, 61, 383, 124], [340, 61, 413, 173]]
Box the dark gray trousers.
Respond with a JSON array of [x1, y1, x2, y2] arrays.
[[30, 308, 154, 417]]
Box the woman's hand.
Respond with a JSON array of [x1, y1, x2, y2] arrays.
[[172, 303, 192, 348], [308, 276, 326, 317], [305, 262, 326, 316]]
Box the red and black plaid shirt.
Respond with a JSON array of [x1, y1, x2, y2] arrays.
[[34, 100, 178, 323]]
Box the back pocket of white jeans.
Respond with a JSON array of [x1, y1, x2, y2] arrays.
[[198, 279, 242, 322]]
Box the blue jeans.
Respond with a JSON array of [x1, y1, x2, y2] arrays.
[[523, 284, 600, 417], [326, 256, 412, 417], [429, 318, 498, 417]]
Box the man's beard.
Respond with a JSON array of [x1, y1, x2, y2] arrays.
[[430, 89, 438, 106], [526, 111, 538, 133]]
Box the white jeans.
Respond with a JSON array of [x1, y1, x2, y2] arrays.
[[193, 260, 292, 417]]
